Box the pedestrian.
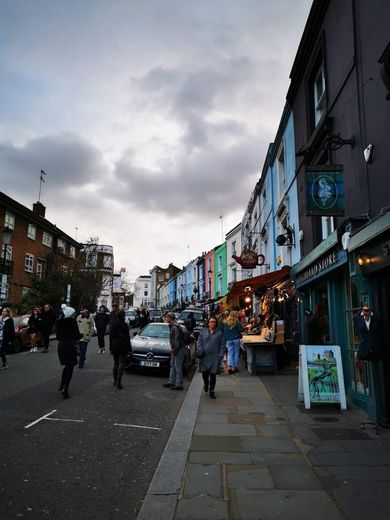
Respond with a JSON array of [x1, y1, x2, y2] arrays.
[[184, 311, 196, 333], [196, 316, 226, 399], [0, 307, 15, 369], [28, 306, 42, 352], [56, 306, 83, 398], [109, 308, 131, 389], [353, 304, 383, 361], [76, 306, 94, 368], [162, 311, 185, 391], [138, 307, 150, 329], [95, 305, 110, 353], [110, 303, 118, 319], [41, 303, 57, 353], [223, 311, 244, 374]]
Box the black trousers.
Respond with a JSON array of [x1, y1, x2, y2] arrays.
[[60, 364, 75, 391], [202, 370, 216, 391], [97, 333, 105, 350], [42, 331, 51, 350], [0, 344, 6, 366], [113, 354, 126, 383]]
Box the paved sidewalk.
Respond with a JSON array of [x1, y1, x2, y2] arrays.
[[137, 368, 390, 520]]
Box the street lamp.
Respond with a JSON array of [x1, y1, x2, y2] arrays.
[[1, 227, 13, 304]]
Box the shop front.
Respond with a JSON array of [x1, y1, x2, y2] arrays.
[[347, 212, 390, 423], [290, 232, 354, 407]]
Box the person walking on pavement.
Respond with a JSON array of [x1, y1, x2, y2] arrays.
[[41, 303, 57, 353], [28, 306, 42, 352], [184, 311, 196, 333], [353, 304, 383, 361], [95, 305, 110, 353], [76, 306, 94, 368], [197, 316, 225, 399], [109, 308, 131, 389], [223, 311, 244, 374], [56, 306, 83, 399], [0, 307, 15, 369], [163, 311, 185, 391]]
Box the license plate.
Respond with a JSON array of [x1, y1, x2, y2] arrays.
[[140, 361, 160, 367]]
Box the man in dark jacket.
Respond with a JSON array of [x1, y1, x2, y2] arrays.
[[162, 312, 185, 390], [95, 305, 110, 353], [41, 304, 57, 353], [353, 305, 383, 361], [184, 312, 196, 333], [109, 309, 131, 389]]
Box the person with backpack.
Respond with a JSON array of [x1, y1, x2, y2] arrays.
[[162, 311, 186, 391]]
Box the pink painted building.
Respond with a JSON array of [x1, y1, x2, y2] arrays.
[[203, 249, 215, 300]]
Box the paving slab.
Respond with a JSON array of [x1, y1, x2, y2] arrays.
[[331, 481, 390, 520], [226, 464, 274, 489], [257, 423, 291, 437], [270, 464, 323, 490], [194, 423, 257, 437], [309, 451, 390, 466], [250, 452, 308, 466], [196, 413, 229, 424], [230, 489, 344, 520], [190, 435, 243, 452], [198, 404, 233, 414], [183, 464, 222, 498], [175, 497, 229, 520], [324, 465, 390, 480], [188, 451, 252, 465], [242, 437, 299, 453]]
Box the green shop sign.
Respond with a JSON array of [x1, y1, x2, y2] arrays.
[[306, 165, 345, 216]]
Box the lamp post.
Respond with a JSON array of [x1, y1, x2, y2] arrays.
[[1, 227, 13, 304]]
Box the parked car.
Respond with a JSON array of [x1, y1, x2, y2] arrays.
[[148, 309, 163, 322], [177, 308, 206, 338], [125, 309, 139, 328], [127, 322, 195, 373], [9, 315, 32, 353]]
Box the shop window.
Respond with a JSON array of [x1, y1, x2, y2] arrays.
[[313, 288, 330, 344], [346, 279, 371, 396]]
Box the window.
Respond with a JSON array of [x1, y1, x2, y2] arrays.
[[70, 246, 76, 258], [277, 144, 286, 202], [313, 63, 326, 126], [144, 283, 148, 289], [4, 211, 15, 230], [103, 254, 112, 268], [27, 224, 36, 240], [42, 231, 53, 248], [208, 259, 212, 273], [144, 290, 148, 296], [321, 216, 335, 240], [36, 259, 44, 280], [217, 255, 222, 272], [232, 241, 236, 256], [165, 272, 169, 279], [25, 253, 34, 273], [158, 274, 163, 281], [1, 244, 12, 261], [21, 287, 30, 297], [57, 238, 65, 253], [232, 267, 237, 282]]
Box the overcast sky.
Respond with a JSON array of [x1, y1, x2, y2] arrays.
[[0, 0, 312, 282]]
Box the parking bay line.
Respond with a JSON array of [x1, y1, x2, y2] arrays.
[[114, 423, 162, 431], [24, 410, 85, 429]]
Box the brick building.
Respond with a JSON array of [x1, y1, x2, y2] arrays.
[[0, 191, 81, 309]]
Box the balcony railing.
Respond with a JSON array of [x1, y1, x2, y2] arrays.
[[0, 259, 14, 276]]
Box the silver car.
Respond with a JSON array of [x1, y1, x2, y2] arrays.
[[127, 322, 195, 373]]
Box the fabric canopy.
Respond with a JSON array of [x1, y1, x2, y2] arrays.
[[227, 267, 291, 302]]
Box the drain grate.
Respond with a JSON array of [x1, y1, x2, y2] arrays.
[[311, 428, 371, 440]]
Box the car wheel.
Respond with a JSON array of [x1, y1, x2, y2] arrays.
[[13, 337, 22, 353]]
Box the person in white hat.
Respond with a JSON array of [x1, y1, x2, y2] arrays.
[[56, 306, 83, 398]]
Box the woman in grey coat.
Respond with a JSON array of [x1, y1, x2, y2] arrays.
[[196, 316, 226, 399]]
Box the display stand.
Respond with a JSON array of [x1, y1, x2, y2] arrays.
[[298, 345, 347, 410]]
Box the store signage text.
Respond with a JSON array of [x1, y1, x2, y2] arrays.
[[296, 250, 337, 285]]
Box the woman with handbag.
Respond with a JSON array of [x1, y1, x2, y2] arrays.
[[109, 308, 131, 389], [196, 316, 225, 399], [56, 306, 83, 399]]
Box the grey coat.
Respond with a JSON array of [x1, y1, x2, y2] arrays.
[[196, 329, 225, 374]]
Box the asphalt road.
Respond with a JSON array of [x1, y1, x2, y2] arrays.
[[0, 335, 189, 520]]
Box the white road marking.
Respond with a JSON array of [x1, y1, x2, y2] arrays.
[[45, 417, 84, 423], [113, 423, 161, 431], [24, 409, 57, 429]]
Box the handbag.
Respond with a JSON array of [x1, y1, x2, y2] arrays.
[[196, 335, 212, 358]]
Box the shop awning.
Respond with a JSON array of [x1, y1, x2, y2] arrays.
[[227, 267, 291, 302]]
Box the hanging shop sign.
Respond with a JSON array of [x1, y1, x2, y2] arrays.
[[306, 164, 345, 216], [298, 345, 347, 410], [232, 248, 265, 269]]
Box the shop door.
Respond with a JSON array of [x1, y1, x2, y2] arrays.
[[376, 273, 390, 422]]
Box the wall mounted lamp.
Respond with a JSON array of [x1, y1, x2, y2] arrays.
[[357, 253, 371, 266]]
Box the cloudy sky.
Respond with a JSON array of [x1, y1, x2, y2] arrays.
[[0, 0, 312, 281]]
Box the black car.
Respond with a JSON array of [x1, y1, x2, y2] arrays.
[[177, 308, 206, 338], [127, 322, 195, 373], [125, 309, 139, 328]]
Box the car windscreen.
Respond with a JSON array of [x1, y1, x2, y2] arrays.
[[179, 311, 204, 323], [149, 310, 161, 316], [126, 311, 137, 317], [140, 324, 169, 338]]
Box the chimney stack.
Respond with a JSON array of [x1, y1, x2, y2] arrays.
[[33, 201, 46, 218]]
